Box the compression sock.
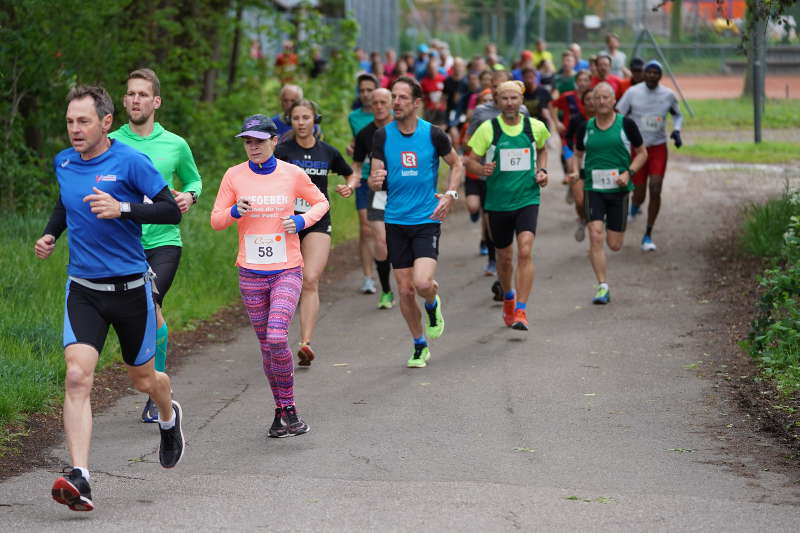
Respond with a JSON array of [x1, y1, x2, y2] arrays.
[[375, 259, 391, 293], [424, 298, 438, 311], [155, 322, 168, 372], [504, 291, 515, 301], [645, 225, 653, 238], [515, 302, 527, 310], [487, 239, 496, 262], [470, 211, 480, 223]]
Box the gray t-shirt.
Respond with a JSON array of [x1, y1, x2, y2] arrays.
[[467, 102, 530, 136], [603, 49, 627, 78], [616, 83, 683, 147]]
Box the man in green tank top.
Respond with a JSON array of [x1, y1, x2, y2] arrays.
[[466, 81, 550, 331], [109, 68, 202, 422], [572, 82, 647, 305]]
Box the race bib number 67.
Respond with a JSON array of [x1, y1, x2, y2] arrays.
[[245, 233, 288, 265], [499, 148, 532, 172]]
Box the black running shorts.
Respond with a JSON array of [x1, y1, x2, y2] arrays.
[[385, 222, 441, 269], [464, 179, 487, 208], [145, 245, 182, 306], [486, 204, 540, 249], [299, 212, 332, 241], [585, 190, 629, 233], [63, 275, 157, 366]]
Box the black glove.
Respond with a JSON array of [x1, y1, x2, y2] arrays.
[[670, 130, 683, 148]]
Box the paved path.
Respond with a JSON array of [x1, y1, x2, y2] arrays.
[[2, 150, 799, 531]]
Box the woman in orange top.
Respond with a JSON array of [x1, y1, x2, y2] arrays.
[[211, 114, 329, 438]]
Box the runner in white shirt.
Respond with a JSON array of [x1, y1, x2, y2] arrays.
[[616, 60, 683, 252]]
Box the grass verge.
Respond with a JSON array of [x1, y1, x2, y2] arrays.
[[683, 98, 800, 130], [681, 141, 800, 164]]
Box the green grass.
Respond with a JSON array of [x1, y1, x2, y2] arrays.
[[740, 189, 800, 257], [684, 98, 800, 130], [681, 141, 800, 164]]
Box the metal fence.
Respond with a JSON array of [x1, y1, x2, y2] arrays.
[[345, 0, 399, 53]]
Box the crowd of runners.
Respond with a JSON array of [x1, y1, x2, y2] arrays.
[[35, 34, 683, 511]]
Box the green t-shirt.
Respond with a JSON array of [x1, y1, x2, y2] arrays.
[[555, 73, 576, 94], [109, 123, 202, 248], [580, 114, 634, 193], [468, 115, 550, 211], [348, 107, 374, 137]]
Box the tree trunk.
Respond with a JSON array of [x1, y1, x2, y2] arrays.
[[670, 0, 683, 43], [227, 0, 244, 93]]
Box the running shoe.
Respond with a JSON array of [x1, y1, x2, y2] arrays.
[[159, 400, 185, 468], [484, 259, 497, 276], [641, 235, 657, 252], [592, 285, 610, 305], [424, 295, 445, 339], [361, 277, 377, 294], [574, 220, 586, 242], [52, 468, 93, 512], [491, 280, 504, 302], [503, 297, 516, 327], [297, 343, 315, 366], [511, 309, 529, 331], [479, 241, 489, 256], [407, 343, 431, 368], [268, 407, 289, 438], [141, 396, 159, 423], [378, 291, 395, 309], [628, 203, 641, 222], [283, 405, 310, 436], [565, 185, 575, 205]]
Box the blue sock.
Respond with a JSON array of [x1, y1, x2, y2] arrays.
[[504, 291, 515, 301], [424, 299, 437, 311], [515, 302, 527, 310], [155, 322, 168, 372], [413, 336, 427, 346]]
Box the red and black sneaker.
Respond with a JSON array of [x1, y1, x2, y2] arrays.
[[284, 405, 310, 436], [52, 468, 94, 511], [268, 407, 289, 438], [297, 343, 315, 367]]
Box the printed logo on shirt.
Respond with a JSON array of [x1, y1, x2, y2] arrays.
[[60, 159, 70, 168], [96, 174, 118, 182], [244, 195, 289, 205], [401, 152, 418, 168], [253, 235, 282, 245]]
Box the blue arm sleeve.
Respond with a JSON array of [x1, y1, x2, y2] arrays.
[[289, 215, 305, 232]]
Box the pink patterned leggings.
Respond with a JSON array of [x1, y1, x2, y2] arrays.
[[239, 267, 303, 408]]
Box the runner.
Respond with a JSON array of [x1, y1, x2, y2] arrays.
[[466, 80, 550, 330], [348, 73, 379, 294], [562, 88, 596, 242], [274, 100, 358, 366], [465, 70, 531, 281], [368, 76, 464, 368], [571, 82, 647, 304], [616, 60, 683, 251], [211, 114, 329, 437], [352, 88, 395, 310], [591, 54, 623, 99], [37, 85, 184, 511], [271, 84, 303, 138], [109, 68, 202, 423]]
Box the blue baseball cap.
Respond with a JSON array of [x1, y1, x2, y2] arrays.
[[417, 43, 429, 54]]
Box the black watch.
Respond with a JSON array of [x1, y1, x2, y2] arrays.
[[627, 168, 636, 176], [189, 191, 198, 204]]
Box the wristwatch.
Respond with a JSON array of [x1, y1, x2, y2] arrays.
[[119, 202, 131, 214], [444, 190, 459, 200], [537, 168, 548, 174], [189, 191, 198, 204], [627, 167, 636, 176]]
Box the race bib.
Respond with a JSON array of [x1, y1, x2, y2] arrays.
[[371, 190, 387, 211], [642, 115, 663, 132], [499, 148, 532, 172], [592, 169, 620, 190], [294, 197, 311, 213], [245, 233, 288, 265]]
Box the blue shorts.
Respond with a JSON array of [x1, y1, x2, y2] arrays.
[[63, 274, 157, 366], [355, 178, 370, 210]]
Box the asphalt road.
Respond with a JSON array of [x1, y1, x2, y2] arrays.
[[2, 149, 799, 531]]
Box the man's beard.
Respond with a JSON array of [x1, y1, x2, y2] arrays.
[[129, 113, 151, 126]]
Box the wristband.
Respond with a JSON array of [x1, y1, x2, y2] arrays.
[[628, 167, 636, 176]]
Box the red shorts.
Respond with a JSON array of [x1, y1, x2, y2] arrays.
[[632, 143, 668, 187]]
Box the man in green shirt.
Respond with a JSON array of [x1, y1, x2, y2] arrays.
[[571, 83, 647, 305], [109, 68, 202, 422], [554, 51, 577, 96], [466, 80, 549, 331]]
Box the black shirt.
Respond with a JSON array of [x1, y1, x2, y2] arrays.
[[274, 138, 352, 201], [523, 86, 552, 122], [353, 121, 380, 168]]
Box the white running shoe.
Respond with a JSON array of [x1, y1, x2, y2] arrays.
[[360, 276, 377, 294], [641, 235, 657, 252]]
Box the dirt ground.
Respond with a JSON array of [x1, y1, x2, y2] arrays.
[[666, 74, 800, 99]]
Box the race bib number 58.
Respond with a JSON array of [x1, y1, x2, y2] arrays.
[[245, 233, 288, 265]]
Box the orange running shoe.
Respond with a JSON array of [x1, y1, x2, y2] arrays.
[[511, 308, 529, 331], [502, 297, 516, 327]]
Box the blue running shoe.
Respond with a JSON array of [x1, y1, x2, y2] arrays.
[[484, 259, 496, 276], [641, 235, 657, 252], [592, 285, 610, 305], [479, 241, 489, 256], [628, 203, 641, 222]]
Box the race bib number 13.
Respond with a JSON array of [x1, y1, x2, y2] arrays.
[[499, 148, 532, 172], [245, 233, 288, 265], [592, 169, 619, 190]]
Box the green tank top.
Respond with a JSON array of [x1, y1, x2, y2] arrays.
[[484, 116, 540, 212], [582, 114, 633, 193]]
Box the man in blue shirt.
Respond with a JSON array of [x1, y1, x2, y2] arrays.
[[35, 85, 185, 512], [368, 76, 464, 368]]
